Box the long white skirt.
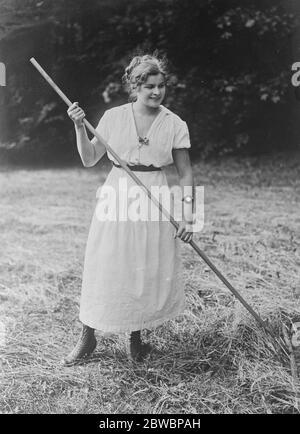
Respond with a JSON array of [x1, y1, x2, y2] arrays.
[[79, 165, 185, 333]]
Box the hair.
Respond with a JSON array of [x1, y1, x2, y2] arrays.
[[122, 53, 169, 102]]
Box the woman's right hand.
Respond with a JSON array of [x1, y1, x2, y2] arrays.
[[67, 102, 85, 127]]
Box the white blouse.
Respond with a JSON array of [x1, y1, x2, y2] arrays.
[[91, 103, 191, 167]]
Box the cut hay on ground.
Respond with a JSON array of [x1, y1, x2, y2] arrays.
[[0, 153, 299, 413]]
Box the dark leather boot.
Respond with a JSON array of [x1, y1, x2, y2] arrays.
[[62, 324, 97, 366], [130, 330, 152, 362]]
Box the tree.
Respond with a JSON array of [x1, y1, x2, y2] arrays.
[[0, 0, 297, 164]]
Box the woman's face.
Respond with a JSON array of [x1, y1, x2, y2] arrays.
[[136, 73, 166, 108]]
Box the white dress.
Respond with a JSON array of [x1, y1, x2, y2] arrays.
[[79, 103, 191, 333]]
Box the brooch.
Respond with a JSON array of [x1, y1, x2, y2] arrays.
[[138, 136, 149, 147]]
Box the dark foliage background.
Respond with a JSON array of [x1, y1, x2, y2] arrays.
[[0, 0, 299, 165]]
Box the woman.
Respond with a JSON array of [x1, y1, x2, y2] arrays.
[[63, 54, 194, 365]]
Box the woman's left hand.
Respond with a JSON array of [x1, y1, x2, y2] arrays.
[[174, 221, 193, 243]]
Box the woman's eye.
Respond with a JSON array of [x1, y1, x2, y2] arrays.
[[144, 84, 165, 90]]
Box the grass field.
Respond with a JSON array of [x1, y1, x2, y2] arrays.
[[0, 153, 300, 414]]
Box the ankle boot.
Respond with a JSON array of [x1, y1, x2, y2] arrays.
[[130, 330, 152, 362], [62, 324, 97, 366]]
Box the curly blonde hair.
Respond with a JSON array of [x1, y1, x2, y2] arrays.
[[122, 54, 168, 101]]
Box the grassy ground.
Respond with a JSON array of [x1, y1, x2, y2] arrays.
[[0, 152, 300, 414]]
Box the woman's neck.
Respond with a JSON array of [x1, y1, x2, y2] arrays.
[[132, 100, 161, 116]]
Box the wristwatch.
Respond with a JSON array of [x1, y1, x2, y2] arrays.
[[182, 195, 193, 204]]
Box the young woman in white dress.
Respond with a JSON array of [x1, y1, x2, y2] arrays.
[[63, 54, 194, 365]]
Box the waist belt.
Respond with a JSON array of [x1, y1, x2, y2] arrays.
[[112, 162, 161, 171]]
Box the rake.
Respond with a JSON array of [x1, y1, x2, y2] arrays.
[[30, 57, 293, 363]]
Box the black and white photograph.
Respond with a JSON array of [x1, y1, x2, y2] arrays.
[[0, 0, 299, 416]]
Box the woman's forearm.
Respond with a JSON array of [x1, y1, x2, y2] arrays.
[[75, 124, 96, 167], [178, 173, 194, 222]]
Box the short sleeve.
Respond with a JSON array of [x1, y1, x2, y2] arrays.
[[91, 110, 110, 144], [172, 120, 191, 150]]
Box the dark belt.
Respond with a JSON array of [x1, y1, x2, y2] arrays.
[[112, 161, 161, 172]]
